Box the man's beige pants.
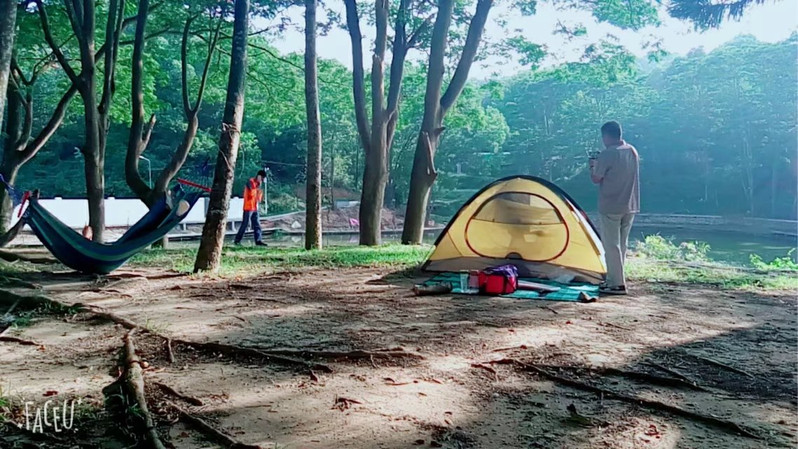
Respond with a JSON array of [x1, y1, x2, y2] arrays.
[[599, 213, 635, 287]]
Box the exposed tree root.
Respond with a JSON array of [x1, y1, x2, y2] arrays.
[[482, 358, 760, 439], [537, 364, 708, 392], [173, 340, 334, 373], [0, 335, 40, 346], [3, 291, 334, 373], [252, 348, 425, 362], [164, 399, 264, 449], [688, 353, 755, 378], [0, 249, 57, 264], [0, 276, 42, 289], [77, 303, 142, 329], [122, 329, 167, 449], [152, 381, 204, 406], [471, 363, 498, 380], [0, 290, 60, 310], [645, 360, 701, 385]]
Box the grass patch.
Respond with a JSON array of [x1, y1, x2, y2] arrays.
[[750, 249, 798, 271], [628, 235, 796, 290], [130, 244, 432, 276], [627, 258, 798, 290]]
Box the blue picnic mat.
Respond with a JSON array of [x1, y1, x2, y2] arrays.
[[421, 272, 598, 302]]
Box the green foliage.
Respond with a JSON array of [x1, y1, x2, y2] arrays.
[[502, 37, 547, 68], [634, 235, 711, 262], [750, 249, 798, 271], [5, 0, 795, 225], [668, 0, 768, 30], [627, 258, 798, 290]]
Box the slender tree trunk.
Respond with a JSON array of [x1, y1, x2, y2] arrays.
[[304, 0, 322, 250], [65, 0, 125, 243], [402, 0, 493, 244], [0, 0, 16, 126], [360, 133, 388, 244], [194, 0, 249, 272], [81, 72, 107, 241], [330, 143, 336, 211]]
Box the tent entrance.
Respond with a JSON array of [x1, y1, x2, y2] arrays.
[[465, 192, 570, 262]]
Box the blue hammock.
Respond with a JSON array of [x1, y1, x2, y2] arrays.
[[24, 186, 202, 274]]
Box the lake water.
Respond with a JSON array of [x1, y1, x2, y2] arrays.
[[265, 226, 796, 266]]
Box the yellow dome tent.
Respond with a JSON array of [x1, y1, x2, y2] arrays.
[[423, 176, 607, 284]]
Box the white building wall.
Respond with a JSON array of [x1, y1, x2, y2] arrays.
[[11, 197, 245, 229]]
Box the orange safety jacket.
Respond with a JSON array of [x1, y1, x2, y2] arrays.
[[243, 177, 263, 212]]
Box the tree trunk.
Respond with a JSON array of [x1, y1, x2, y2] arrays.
[[344, 0, 412, 246], [125, 0, 156, 204], [193, 0, 249, 273], [330, 143, 336, 211], [359, 134, 387, 245], [0, 0, 16, 126], [304, 0, 322, 250], [403, 133, 439, 243], [0, 163, 19, 232], [81, 70, 106, 242], [401, 0, 493, 244]]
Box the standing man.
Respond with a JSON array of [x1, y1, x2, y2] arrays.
[[234, 169, 268, 246], [590, 121, 639, 295]]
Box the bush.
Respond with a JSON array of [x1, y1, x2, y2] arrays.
[[749, 249, 798, 271], [634, 234, 711, 262]]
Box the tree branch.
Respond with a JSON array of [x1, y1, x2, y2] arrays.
[[20, 84, 79, 165], [371, 0, 388, 130], [64, 0, 84, 45], [15, 90, 34, 151], [99, 0, 126, 117], [407, 15, 434, 49], [386, 0, 409, 117], [194, 17, 223, 112], [125, 0, 153, 201], [343, 0, 371, 153], [180, 16, 194, 116], [440, 0, 493, 115], [35, 0, 79, 84]]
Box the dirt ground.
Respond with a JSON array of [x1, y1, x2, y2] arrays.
[[0, 263, 796, 449]]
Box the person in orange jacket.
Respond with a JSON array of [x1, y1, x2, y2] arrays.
[[234, 169, 267, 246]]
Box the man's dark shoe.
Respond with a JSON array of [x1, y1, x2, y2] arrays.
[[255, 241, 268, 246], [233, 241, 242, 246], [599, 285, 627, 296]]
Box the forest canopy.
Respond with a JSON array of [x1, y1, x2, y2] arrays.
[[11, 32, 796, 220]]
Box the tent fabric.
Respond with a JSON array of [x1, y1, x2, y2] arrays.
[[423, 176, 606, 284], [25, 188, 202, 274]]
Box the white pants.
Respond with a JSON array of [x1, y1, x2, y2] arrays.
[[599, 213, 635, 287]]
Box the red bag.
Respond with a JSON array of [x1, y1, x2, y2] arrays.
[[478, 265, 518, 295]]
